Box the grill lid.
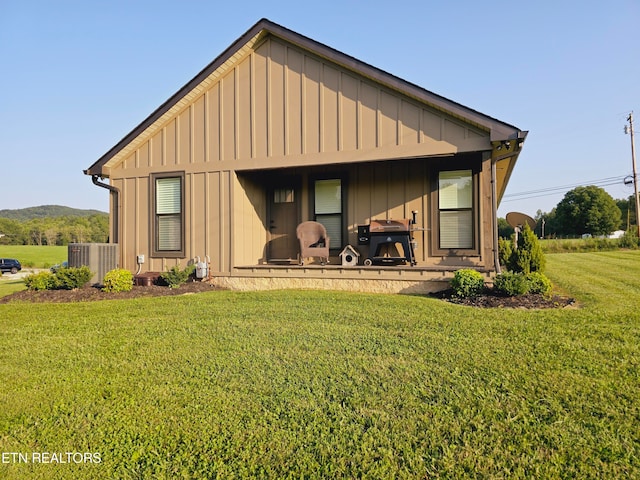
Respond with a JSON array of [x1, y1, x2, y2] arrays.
[[369, 219, 411, 233]]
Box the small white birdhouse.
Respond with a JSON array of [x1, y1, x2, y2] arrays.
[[339, 245, 360, 266]]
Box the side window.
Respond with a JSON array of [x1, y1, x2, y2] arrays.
[[438, 170, 473, 249], [152, 172, 184, 257], [274, 188, 295, 203], [314, 178, 342, 248]]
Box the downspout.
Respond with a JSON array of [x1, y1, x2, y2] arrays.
[[491, 132, 527, 275], [491, 158, 501, 275], [90, 175, 120, 244]]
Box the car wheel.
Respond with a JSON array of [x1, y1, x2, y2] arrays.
[[10, 267, 17, 274]]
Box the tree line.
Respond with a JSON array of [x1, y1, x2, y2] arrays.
[[500, 186, 638, 239], [0, 215, 109, 245]]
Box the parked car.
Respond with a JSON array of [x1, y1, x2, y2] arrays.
[[50, 261, 68, 273], [0, 258, 22, 274]]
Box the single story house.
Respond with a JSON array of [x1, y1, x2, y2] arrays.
[[84, 18, 527, 293]]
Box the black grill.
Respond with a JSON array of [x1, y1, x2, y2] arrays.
[[361, 218, 416, 266]]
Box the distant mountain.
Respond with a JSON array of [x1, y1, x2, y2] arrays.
[[0, 205, 108, 221]]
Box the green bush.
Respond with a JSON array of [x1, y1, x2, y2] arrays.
[[498, 237, 513, 269], [53, 266, 92, 290], [508, 224, 546, 273], [527, 271, 552, 296], [24, 271, 56, 291], [160, 264, 195, 288], [493, 272, 530, 296], [23, 266, 93, 291], [493, 271, 553, 297], [102, 268, 133, 293], [451, 269, 485, 298], [619, 230, 640, 249]]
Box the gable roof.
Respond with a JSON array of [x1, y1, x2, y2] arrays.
[[85, 18, 526, 177]]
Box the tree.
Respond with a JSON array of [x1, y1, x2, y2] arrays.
[[617, 195, 637, 231], [508, 224, 546, 273], [554, 186, 622, 236], [0, 215, 109, 245], [497, 218, 514, 239], [534, 208, 560, 238], [0, 218, 25, 245]]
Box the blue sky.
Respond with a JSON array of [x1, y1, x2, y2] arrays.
[[1, 0, 638, 218]]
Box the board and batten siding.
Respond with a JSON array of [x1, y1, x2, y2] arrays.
[[110, 33, 492, 272], [113, 170, 236, 274], [114, 35, 488, 172]]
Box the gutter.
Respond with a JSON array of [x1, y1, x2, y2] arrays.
[[89, 174, 120, 244]]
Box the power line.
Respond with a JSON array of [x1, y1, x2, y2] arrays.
[[503, 176, 624, 197], [502, 175, 628, 202]]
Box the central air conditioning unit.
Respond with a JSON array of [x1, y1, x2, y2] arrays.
[[68, 243, 119, 285]]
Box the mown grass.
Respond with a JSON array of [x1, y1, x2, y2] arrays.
[[0, 252, 639, 478], [0, 245, 66, 268], [0, 278, 27, 297]]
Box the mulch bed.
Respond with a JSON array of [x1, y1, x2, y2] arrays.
[[1, 282, 576, 309], [433, 289, 577, 309], [0, 281, 220, 304]]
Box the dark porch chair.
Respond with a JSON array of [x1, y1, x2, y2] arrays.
[[296, 221, 330, 265]]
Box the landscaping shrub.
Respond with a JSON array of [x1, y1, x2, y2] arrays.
[[498, 237, 513, 268], [526, 272, 553, 296], [52, 266, 92, 290], [493, 272, 530, 296], [493, 271, 553, 297], [160, 264, 195, 288], [23, 266, 93, 291], [451, 269, 485, 298], [24, 271, 56, 291], [508, 224, 545, 273], [102, 268, 133, 293]]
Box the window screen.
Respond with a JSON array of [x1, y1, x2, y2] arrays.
[[274, 188, 295, 203], [155, 176, 183, 253], [439, 170, 473, 249], [314, 179, 342, 247]]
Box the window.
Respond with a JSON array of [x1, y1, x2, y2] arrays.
[[314, 178, 342, 247], [438, 170, 473, 249], [152, 173, 184, 257], [274, 188, 295, 203]]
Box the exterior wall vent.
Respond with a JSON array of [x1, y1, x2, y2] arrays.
[[68, 243, 119, 285]]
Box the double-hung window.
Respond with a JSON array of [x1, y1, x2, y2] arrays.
[[438, 169, 474, 250], [313, 178, 343, 248], [152, 172, 184, 257]]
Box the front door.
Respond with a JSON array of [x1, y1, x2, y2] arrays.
[[268, 178, 300, 262]]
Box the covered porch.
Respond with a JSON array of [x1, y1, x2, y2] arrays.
[[232, 152, 497, 276]]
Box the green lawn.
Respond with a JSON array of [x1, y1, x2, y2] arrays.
[[0, 278, 27, 297], [0, 245, 66, 268], [0, 252, 639, 478]]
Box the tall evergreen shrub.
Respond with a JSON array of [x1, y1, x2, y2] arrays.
[[508, 224, 545, 273]]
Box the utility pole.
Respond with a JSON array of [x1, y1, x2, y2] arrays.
[[626, 112, 640, 238]]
